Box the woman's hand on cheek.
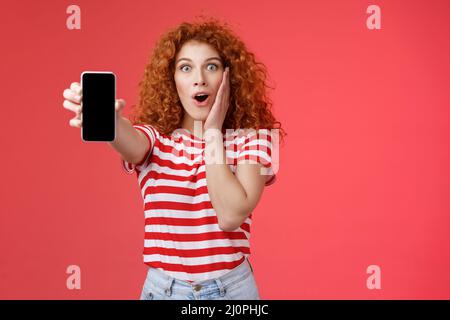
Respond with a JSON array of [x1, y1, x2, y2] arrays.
[[204, 67, 230, 133]]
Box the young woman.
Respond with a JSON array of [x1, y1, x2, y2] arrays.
[[63, 16, 286, 300]]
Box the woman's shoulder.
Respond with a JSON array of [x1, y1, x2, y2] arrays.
[[132, 123, 160, 136]]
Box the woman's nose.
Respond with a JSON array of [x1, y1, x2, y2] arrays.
[[193, 70, 207, 86]]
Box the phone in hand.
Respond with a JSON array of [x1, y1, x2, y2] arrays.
[[81, 71, 116, 142]]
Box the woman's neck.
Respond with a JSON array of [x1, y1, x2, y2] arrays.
[[181, 117, 205, 139]]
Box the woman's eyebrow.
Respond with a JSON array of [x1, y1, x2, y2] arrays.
[[176, 57, 222, 64]]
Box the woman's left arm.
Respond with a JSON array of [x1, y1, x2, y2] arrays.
[[203, 66, 267, 231], [205, 135, 267, 232]]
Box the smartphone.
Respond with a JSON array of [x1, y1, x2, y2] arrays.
[[81, 71, 116, 142]]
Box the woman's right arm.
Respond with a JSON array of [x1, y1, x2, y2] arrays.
[[109, 116, 150, 164], [62, 81, 149, 165]]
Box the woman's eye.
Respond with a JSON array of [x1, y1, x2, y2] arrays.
[[207, 63, 218, 71], [179, 63, 218, 72]]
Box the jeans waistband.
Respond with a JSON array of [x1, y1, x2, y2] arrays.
[[147, 257, 253, 292]]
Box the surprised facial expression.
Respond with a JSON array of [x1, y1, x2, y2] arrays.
[[174, 40, 225, 122]]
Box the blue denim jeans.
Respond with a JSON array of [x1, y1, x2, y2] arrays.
[[139, 258, 261, 300]]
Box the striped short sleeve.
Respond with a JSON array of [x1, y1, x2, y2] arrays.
[[237, 129, 277, 186], [121, 124, 157, 174]]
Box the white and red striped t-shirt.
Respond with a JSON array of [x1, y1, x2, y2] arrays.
[[121, 124, 277, 282]]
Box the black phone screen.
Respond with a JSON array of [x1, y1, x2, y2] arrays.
[[81, 72, 116, 142]]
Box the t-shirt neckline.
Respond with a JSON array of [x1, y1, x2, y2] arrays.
[[177, 128, 205, 142]]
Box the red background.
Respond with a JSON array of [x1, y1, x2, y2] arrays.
[[1, 0, 449, 299]]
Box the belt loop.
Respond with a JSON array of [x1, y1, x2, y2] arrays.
[[214, 278, 226, 297], [165, 277, 175, 297]]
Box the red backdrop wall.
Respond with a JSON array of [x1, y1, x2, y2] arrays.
[[0, 0, 449, 299]]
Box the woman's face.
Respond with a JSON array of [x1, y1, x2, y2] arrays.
[[174, 40, 225, 128]]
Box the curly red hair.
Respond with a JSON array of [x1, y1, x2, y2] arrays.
[[129, 15, 286, 145]]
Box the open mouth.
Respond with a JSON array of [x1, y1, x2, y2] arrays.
[[194, 94, 209, 102]]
